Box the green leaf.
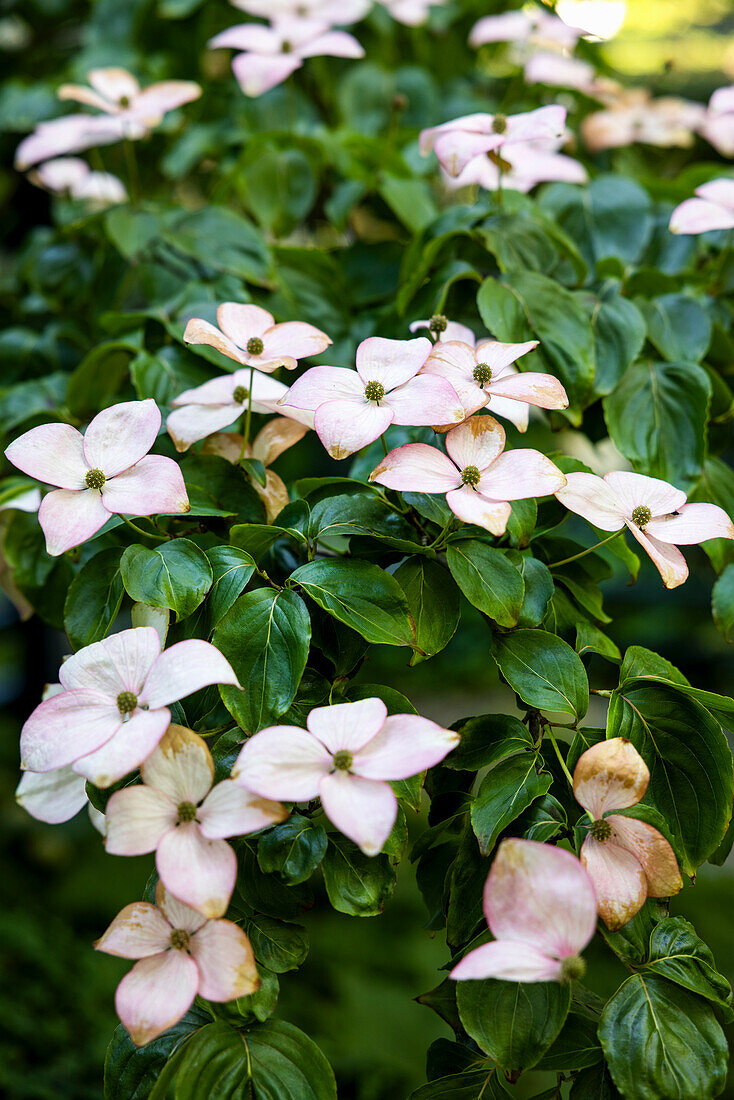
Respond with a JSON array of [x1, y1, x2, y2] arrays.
[[161, 206, 271, 285], [644, 917, 733, 1018], [570, 1063, 622, 1099], [712, 563, 734, 642], [603, 360, 710, 492], [120, 538, 213, 621], [470, 754, 552, 855], [246, 914, 309, 974], [241, 147, 317, 235], [204, 545, 255, 630], [66, 340, 138, 418], [446, 540, 524, 628], [321, 834, 397, 917], [64, 548, 124, 650], [379, 175, 438, 233], [540, 175, 654, 267], [181, 454, 267, 521], [599, 975, 727, 1100], [130, 346, 211, 406], [493, 630, 589, 719], [507, 553, 554, 628], [214, 588, 311, 733], [446, 713, 535, 771], [576, 621, 621, 662], [291, 559, 416, 648], [395, 556, 460, 663], [691, 457, 734, 572], [257, 815, 328, 885], [578, 283, 646, 397], [638, 294, 712, 363], [536, 1010, 603, 1071], [410, 1069, 509, 1099], [104, 1006, 210, 1100], [457, 979, 571, 1072]]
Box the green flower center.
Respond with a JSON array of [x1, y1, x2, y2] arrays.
[[177, 801, 198, 823], [492, 113, 507, 134], [169, 929, 190, 951], [473, 363, 492, 386], [333, 750, 353, 771], [116, 691, 138, 715], [632, 505, 652, 529], [461, 465, 481, 488], [233, 385, 249, 403], [589, 818, 612, 842], [119, 94, 131, 108], [559, 954, 586, 983], [429, 313, 448, 334], [247, 337, 264, 355], [85, 468, 106, 490], [364, 381, 386, 403]]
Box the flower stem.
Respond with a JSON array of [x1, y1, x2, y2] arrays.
[[545, 726, 575, 789], [242, 365, 256, 453], [123, 139, 140, 203], [380, 433, 389, 457], [547, 531, 622, 569], [121, 516, 169, 542]]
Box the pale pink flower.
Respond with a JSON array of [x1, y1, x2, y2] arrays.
[[442, 138, 587, 194], [230, 0, 370, 22], [450, 839, 597, 983], [0, 485, 41, 514], [700, 85, 734, 157], [469, 9, 582, 51], [96, 882, 259, 1046], [378, 0, 444, 26], [573, 739, 682, 930], [370, 414, 566, 535], [670, 179, 734, 235], [420, 105, 567, 178], [208, 18, 364, 98], [582, 89, 705, 152], [5, 400, 189, 556], [57, 67, 201, 129], [15, 114, 130, 170], [421, 340, 568, 432], [523, 51, 601, 95], [29, 157, 127, 204], [16, 766, 89, 823], [105, 724, 286, 917], [20, 627, 239, 788], [281, 335, 464, 459], [556, 470, 734, 589], [232, 698, 459, 856], [183, 303, 331, 375]]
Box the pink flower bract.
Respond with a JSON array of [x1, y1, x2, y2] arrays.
[[183, 303, 331, 374], [670, 179, 734, 235], [420, 105, 567, 178]]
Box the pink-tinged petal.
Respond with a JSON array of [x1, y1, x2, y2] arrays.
[[232, 725, 332, 800], [386, 375, 465, 427], [141, 724, 214, 804], [700, 115, 734, 157], [60, 626, 161, 695], [314, 399, 393, 460], [709, 87, 734, 116], [573, 738, 649, 818], [369, 442, 461, 493], [251, 418, 309, 465], [487, 372, 568, 411], [260, 321, 332, 363], [307, 697, 388, 754], [351, 714, 459, 780], [167, 404, 241, 452], [73, 708, 172, 788], [627, 524, 689, 589], [421, 354, 487, 419], [114, 950, 199, 1046], [419, 113, 494, 155], [486, 838, 597, 957], [57, 83, 116, 112], [645, 502, 734, 545], [669, 197, 734, 235], [191, 919, 259, 1000], [607, 815, 682, 899], [231, 52, 303, 98], [217, 303, 274, 346], [524, 51, 597, 92], [5, 423, 88, 489], [102, 456, 189, 516], [139, 641, 239, 709], [318, 771, 397, 856], [208, 24, 282, 52], [695, 178, 734, 207], [433, 129, 504, 177], [14, 115, 125, 170], [505, 105, 567, 145], [423, 340, 480, 377], [299, 30, 364, 58], [95, 902, 172, 959], [156, 882, 207, 933], [88, 68, 140, 103], [198, 779, 287, 839], [104, 786, 177, 855], [355, 336, 432, 390], [477, 449, 566, 501], [38, 488, 110, 556], [72, 170, 127, 204], [15, 765, 88, 824], [410, 319, 477, 345], [21, 690, 120, 772], [125, 81, 201, 123], [446, 486, 512, 535], [555, 472, 625, 531], [605, 470, 688, 517], [445, 414, 506, 471], [281, 365, 364, 411], [483, 391, 530, 432], [580, 835, 647, 931], [171, 370, 248, 408], [450, 939, 563, 982], [468, 11, 533, 46], [156, 823, 237, 918], [83, 399, 161, 476], [183, 318, 246, 365]]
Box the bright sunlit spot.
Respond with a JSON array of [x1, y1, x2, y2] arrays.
[[556, 0, 628, 40]]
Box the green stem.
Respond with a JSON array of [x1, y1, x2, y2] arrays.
[[545, 726, 575, 789], [547, 530, 622, 569], [121, 516, 169, 542], [380, 433, 389, 457], [242, 365, 256, 453], [123, 139, 140, 204]]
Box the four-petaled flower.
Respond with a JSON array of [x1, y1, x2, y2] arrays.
[[105, 724, 286, 917], [451, 839, 597, 983], [95, 883, 259, 1046], [378, 0, 444, 26], [29, 157, 127, 205], [281, 336, 464, 459], [5, 399, 190, 556], [230, 0, 370, 22], [670, 179, 734, 235], [556, 470, 734, 588], [573, 738, 682, 930], [20, 627, 239, 788], [183, 303, 331, 374], [468, 9, 582, 51], [441, 135, 588, 195], [232, 697, 459, 856], [370, 414, 566, 535], [420, 105, 567, 178], [700, 86, 734, 157]]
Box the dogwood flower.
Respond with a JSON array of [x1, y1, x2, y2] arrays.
[[556, 470, 734, 588], [5, 399, 189, 556], [670, 179, 734, 235], [105, 725, 286, 917], [15, 114, 130, 170], [208, 18, 364, 98], [523, 51, 601, 95], [450, 839, 597, 983], [281, 336, 464, 459], [573, 739, 682, 930], [20, 627, 239, 788], [370, 414, 566, 535], [16, 766, 89, 823], [582, 89, 705, 152], [699, 85, 734, 157], [420, 105, 567, 178], [469, 9, 583, 51], [378, 0, 444, 26], [420, 340, 568, 432], [230, 0, 370, 22], [166, 366, 313, 452], [443, 139, 588, 194], [183, 303, 331, 375], [96, 883, 259, 1046], [232, 698, 459, 855], [29, 157, 127, 204]]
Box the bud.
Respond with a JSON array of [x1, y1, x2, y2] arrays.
[[492, 113, 508, 134], [429, 314, 448, 334], [559, 955, 586, 983]]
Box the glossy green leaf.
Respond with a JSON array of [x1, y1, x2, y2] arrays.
[[446, 713, 535, 771], [446, 540, 524, 628], [204, 545, 256, 630], [395, 556, 460, 663], [493, 630, 589, 719], [639, 293, 712, 363], [291, 559, 416, 648], [321, 834, 397, 917], [644, 917, 733, 1017], [257, 815, 328, 886], [457, 979, 571, 1072], [64, 548, 124, 650], [470, 754, 552, 855], [247, 915, 309, 974], [120, 538, 213, 621]]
